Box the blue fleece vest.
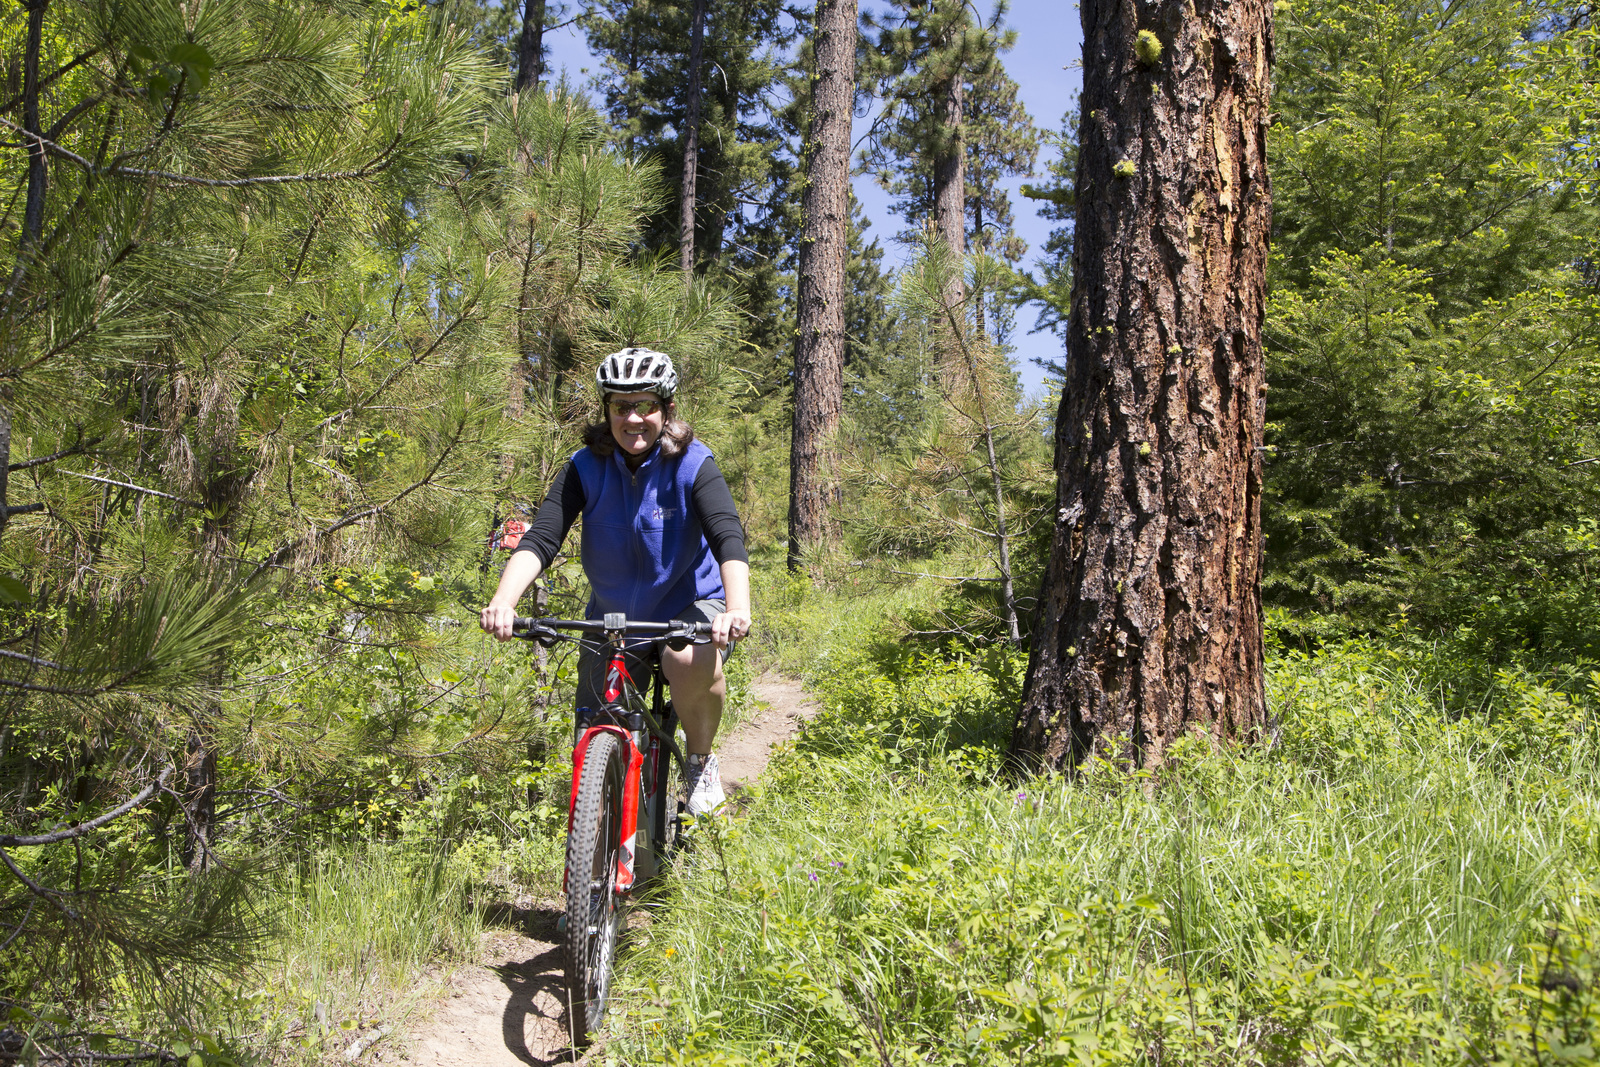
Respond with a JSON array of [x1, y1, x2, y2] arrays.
[[570, 439, 725, 622]]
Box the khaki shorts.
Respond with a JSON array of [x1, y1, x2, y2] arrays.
[[573, 599, 730, 711]]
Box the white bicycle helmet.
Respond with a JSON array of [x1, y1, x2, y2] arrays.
[[595, 347, 678, 401]]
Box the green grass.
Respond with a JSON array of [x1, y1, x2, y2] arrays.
[[605, 601, 1600, 1065], [206, 845, 488, 1062]]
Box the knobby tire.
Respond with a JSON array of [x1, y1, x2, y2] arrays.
[[564, 730, 626, 1046]]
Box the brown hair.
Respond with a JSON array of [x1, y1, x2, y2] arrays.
[[582, 400, 696, 459]]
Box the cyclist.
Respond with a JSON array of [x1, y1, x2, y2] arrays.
[[479, 347, 751, 816]]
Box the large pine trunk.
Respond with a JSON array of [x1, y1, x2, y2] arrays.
[[931, 50, 964, 306], [1011, 0, 1273, 771], [787, 0, 856, 573]]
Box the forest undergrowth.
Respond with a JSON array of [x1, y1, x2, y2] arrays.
[[1, 578, 765, 1066], [604, 573, 1600, 1066], [8, 558, 1600, 1066]]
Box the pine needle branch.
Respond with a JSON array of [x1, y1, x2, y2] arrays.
[[8, 432, 102, 471], [0, 844, 79, 920], [0, 896, 35, 952], [60, 471, 206, 509], [0, 48, 101, 118], [311, 294, 482, 432], [252, 410, 471, 577], [0, 765, 173, 847], [0, 648, 67, 670], [0, 98, 414, 188]]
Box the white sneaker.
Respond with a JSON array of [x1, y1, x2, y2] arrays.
[[684, 752, 726, 817]]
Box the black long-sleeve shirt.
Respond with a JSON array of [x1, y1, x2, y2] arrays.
[[514, 454, 749, 570]]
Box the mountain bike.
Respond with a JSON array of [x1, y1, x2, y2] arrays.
[[511, 611, 712, 1046]]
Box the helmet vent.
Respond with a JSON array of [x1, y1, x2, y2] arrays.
[[595, 346, 678, 401]]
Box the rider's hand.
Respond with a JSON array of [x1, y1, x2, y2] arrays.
[[480, 602, 520, 642], [711, 608, 752, 650]]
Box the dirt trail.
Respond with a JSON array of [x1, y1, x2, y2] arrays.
[[377, 672, 818, 1066]]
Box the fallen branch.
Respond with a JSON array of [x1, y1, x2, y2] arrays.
[[345, 1026, 391, 1061]]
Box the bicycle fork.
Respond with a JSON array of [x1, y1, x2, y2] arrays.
[[565, 723, 643, 894]]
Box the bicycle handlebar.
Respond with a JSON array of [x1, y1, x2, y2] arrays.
[[510, 616, 714, 644]]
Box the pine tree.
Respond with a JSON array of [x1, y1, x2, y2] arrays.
[[892, 237, 1037, 640], [0, 0, 501, 1009], [1012, 0, 1275, 771], [788, 0, 857, 573], [861, 0, 1036, 302], [1260, 0, 1600, 650], [582, 0, 796, 272], [515, 0, 547, 91]]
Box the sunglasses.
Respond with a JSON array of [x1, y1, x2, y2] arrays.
[[608, 398, 663, 418]]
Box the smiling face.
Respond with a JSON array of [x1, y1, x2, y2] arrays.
[[606, 390, 669, 457]]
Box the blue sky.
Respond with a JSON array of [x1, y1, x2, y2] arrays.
[[542, 1, 1083, 397]]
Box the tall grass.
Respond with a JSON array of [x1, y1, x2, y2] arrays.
[[274, 846, 485, 1001], [168, 845, 492, 1062], [607, 608, 1600, 1065]]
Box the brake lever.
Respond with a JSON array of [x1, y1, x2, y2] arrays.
[[664, 626, 714, 651], [515, 621, 560, 648]]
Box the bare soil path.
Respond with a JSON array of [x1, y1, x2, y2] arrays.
[[374, 672, 817, 1066]]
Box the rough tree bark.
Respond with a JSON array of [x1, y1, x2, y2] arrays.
[[513, 0, 545, 93], [931, 26, 965, 306], [787, 0, 856, 574], [678, 0, 707, 278], [1010, 0, 1273, 771], [5, 0, 48, 305], [0, 1, 49, 539]]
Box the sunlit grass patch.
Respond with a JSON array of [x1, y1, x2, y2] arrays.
[[251, 845, 485, 1060], [609, 623, 1600, 1065]]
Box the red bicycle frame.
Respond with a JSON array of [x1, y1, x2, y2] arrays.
[[565, 647, 645, 893]]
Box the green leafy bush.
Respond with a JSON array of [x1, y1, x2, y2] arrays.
[[799, 639, 1025, 776]]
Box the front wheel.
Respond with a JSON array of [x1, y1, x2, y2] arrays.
[[564, 730, 626, 1046]]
